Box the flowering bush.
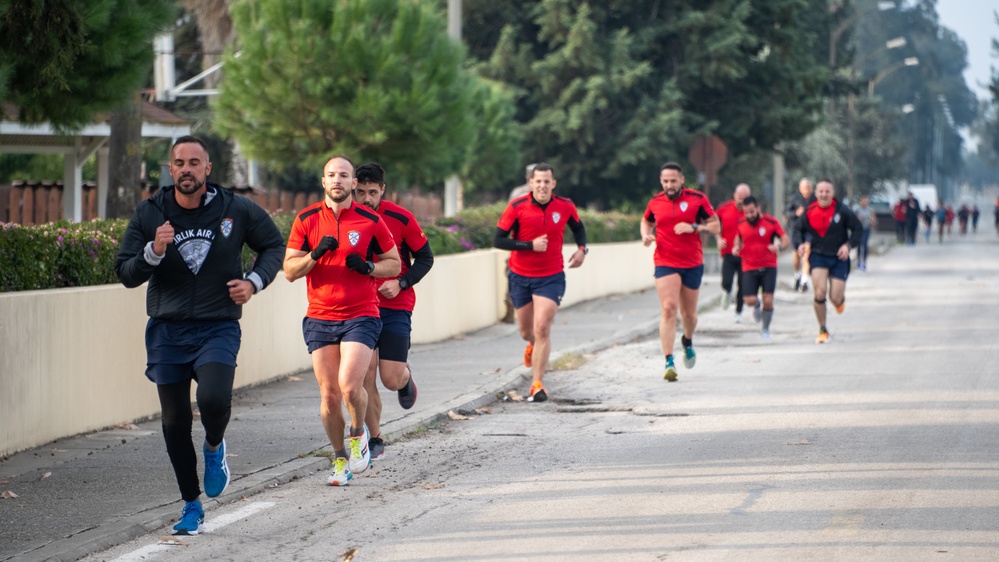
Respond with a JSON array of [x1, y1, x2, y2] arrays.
[[0, 204, 642, 292]]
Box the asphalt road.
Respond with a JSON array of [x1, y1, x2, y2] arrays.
[[75, 232, 999, 561]]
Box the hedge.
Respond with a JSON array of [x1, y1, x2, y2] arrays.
[[1, 203, 643, 293]]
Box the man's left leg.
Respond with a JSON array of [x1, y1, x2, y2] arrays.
[[678, 277, 701, 369], [339, 341, 374, 474], [527, 295, 559, 402]]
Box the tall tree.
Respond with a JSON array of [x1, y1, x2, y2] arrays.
[[214, 0, 508, 190], [0, 0, 174, 130], [468, 0, 828, 208]]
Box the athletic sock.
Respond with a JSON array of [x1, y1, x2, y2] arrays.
[[681, 336, 692, 349], [762, 309, 774, 330]]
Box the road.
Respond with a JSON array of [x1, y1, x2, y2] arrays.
[[65, 233, 999, 560]]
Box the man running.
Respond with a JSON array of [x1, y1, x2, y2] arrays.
[[715, 183, 750, 322], [732, 196, 790, 342], [353, 162, 434, 460], [791, 179, 862, 344], [786, 178, 814, 292], [641, 162, 719, 381], [115, 135, 285, 535], [494, 162, 587, 402], [284, 155, 401, 485]]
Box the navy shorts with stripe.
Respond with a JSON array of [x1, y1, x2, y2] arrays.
[[809, 253, 851, 281], [508, 271, 566, 308], [654, 264, 704, 290], [145, 318, 241, 385], [303, 316, 381, 353]]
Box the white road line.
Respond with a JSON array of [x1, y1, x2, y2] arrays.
[[109, 501, 276, 562]]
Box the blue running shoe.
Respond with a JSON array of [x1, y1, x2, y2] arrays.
[[663, 356, 678, 382], [173, 500, 204, 535], [203, 439, 230, 498], [683, 345, 697, 369]]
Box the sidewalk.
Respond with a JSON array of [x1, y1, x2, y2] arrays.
[[0, 273, 726, 562]]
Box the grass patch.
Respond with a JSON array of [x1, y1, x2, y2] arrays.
[[551, 352, 587, 371]]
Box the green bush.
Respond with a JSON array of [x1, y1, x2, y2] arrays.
[[0, 204, 643, 292]]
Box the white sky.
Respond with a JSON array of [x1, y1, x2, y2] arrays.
[[935, 0, 996, 100]]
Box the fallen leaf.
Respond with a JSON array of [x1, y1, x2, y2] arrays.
[[506, 390, 525, 402], [113, 422, 140, 430], [157, 536, 189, 546], [286, 375, 304, 382], [340, 547, 359, 561], [786, 439, 811, 446], [41, 472, 51, 480], [474, 407, 493, 415], [2, 490, 19, 499], [422, 483, 445, 489], [447, 410, 472, 420]]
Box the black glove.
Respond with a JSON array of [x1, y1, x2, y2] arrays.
[[310, 235, 338, 260], [346, 254, 374, 275]]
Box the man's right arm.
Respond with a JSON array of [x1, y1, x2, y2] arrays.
[[493, 227, 533, 251], [115, 213, 158, 288]]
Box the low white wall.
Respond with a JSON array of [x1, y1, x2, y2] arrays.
[[0, 242, 655, 456]]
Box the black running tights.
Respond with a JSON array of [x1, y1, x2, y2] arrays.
[[157, 363, 235, 502], [721, 255, 744, 313]]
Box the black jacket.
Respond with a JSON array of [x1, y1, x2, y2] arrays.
[[792, 199, 863, 257], [115, 184, 285, 321]]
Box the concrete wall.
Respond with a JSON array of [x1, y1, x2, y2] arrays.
[[1, 242, 664, 456]]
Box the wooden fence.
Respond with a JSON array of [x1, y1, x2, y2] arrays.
[[0, 182, 443, 224]]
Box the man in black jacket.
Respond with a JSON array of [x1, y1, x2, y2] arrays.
[[792, 179, 863, 344], [115, 136, 285, 535]]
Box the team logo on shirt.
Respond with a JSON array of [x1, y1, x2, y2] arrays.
[[759, 227, 766, 237], [348, 230, 361, 246], [220, 218, 233, 238], [679, 202, 689, 212], [833, 213, 841, 223], [552, 212, 561, 224]]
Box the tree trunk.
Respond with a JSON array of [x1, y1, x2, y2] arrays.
[[107, 91, 145, 218]]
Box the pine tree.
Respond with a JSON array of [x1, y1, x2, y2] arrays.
[[0, 0, 174, 130], [214, 0, 512, 190]]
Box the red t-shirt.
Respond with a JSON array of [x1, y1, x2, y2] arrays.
[[805, 200, 838, 238], [736, 214, 785, 270], [643, 189, 715, 268], [373, 200, 429, 312], [715, 200, 744, 257], [497, 194, 582, 277], [287, 201, 396, 321]]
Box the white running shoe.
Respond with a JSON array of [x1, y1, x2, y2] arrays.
[[760, 329, 772, 342], [734, 311, 742, 324], [327, 456, 353, 486], [346, 425, 371, 474]]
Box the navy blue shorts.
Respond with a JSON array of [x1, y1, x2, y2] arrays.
[[741, 268, 778, 296], [654, 264, 704, 290], [303, 316, 381, 353], [508, 271, 566, 308], [376, 308, 412, 363], [809, 253, 851, 281], [145, 319, 241, 385]]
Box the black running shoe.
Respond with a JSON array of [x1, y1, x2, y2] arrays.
[[397, 366, 417, 409]]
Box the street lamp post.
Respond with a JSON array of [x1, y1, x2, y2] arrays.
[[868, 57, 920, 96]]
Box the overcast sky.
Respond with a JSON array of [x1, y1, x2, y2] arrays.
[[935, 0, 996, 101]]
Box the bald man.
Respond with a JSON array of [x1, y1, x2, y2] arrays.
[[714, 183, 751, 321]]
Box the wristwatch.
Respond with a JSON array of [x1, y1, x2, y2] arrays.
[[691, 222, 698, 233], [398, 277, 410, 290], [579, 246, 589, 255]]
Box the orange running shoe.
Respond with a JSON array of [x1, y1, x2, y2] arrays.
[[529, 381, 548, 402], [816, 329, 830, 344], [834, 301, 845, 314], [523, 343, 534, 367]]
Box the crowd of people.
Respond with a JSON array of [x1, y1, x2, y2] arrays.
[[114, 136, 991, 534]]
